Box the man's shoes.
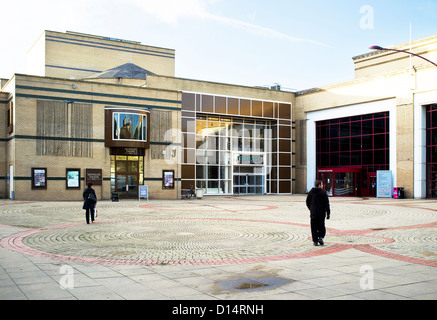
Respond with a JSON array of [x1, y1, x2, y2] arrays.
[[313, 241, 319, 246], [318, 238, 324, 246]]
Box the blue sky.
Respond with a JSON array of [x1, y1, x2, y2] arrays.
[[1, 0, 436, 90]]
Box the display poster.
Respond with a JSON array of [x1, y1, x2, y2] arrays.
[[66, 169, 80, 189], [32, 168, 47, 189], [162, 170, 175, 189], [376, 170, 392, 198]]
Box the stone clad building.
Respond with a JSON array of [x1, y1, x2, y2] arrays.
[[295, 34, 437, 199], [1, 31, 293, 200], [1, 30, 437, 200]]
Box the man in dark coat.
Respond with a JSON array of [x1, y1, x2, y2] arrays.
[[306, 180, 331, 246], [83, 182, 97, 224]]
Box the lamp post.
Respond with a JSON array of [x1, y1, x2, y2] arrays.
[[369, 45, 437, 68]]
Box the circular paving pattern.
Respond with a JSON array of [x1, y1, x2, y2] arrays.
[[139, 202, 278, 212], [1, 198, 436, 267], [370, 227, 437, 262], [2, 219, 314, 265]]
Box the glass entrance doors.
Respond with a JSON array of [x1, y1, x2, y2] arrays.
[[318, 171, 333, 196], [111, 155, 143, 199], [367, 174, 377, 197], [116, 175, 138, 199], [233, 166, 265, 194], [317, 167, 361, 197]]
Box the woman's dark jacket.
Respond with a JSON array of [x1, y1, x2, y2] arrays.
[[306, 187, 330, 219], [83, 187, 97, 210]]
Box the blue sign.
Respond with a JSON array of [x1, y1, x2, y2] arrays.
[[139, 185, 148, 201], [376, 170, 392, 198]]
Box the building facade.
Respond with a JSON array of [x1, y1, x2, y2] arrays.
[[1, 30, 437, 200], [294, 34, 437, 199], [1, 31, 294, 201]]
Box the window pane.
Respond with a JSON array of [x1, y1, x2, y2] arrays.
[[196, 166, 206, 179], [330, 124, 339, 138], [208, 166, 219, 179]]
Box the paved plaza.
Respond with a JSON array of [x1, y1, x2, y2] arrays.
[[0, 195, 436, 300]]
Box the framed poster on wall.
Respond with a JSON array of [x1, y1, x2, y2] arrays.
[[66, 169, 81, 189], [162, 170, 175, 189], [31, 168, 47, 189]]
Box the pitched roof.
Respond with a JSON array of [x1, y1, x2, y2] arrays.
[[91, 63, 155, 79]]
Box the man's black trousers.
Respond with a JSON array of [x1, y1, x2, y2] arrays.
[[310, 217, 326, 241]]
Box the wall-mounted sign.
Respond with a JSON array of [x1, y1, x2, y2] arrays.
[[318, 169, 334, 173], [233, 154, 264, 165], [32, 168, 47, 189], [110, 147, 145, 156], [86, 169, 102, 186], [66, 169, 81, 189]]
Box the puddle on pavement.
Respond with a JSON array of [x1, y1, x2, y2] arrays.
[[216, 275, 293, 292], [237, 281, 268, 290]]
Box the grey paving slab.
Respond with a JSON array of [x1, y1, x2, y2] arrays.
[[66, 285, 124, 300]]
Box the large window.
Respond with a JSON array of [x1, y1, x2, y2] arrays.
[[193, 115, 271, 195], [426, 105, 437, 198], [316, 112, 389, 171], [316, 112, 390, 196], [181, 92, 293, 195], [113, 112, 147, 142], [105, 108, 150, 149], [7, 101, 13, 134]]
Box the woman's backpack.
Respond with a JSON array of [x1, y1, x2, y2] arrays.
[[88, 192, 97, 203]]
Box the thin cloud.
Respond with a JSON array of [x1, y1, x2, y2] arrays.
[[206, 13, 328, 47], [129, 0, 326, 46]]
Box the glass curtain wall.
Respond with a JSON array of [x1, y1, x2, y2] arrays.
[[181, 92, 293, 196], [316, 112, 390, 197], [195, 115, 270, 195]]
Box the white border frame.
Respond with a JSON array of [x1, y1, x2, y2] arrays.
[[113, 112, 148, 142], [306, 99, 397, 193], [414, 91, 437, 198]]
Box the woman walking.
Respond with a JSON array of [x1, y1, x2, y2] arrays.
[[83, 182, 97, 224]]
